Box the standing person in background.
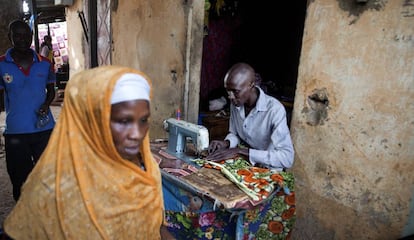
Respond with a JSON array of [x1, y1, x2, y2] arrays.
[[3, 65, 173, 239], [0, 19, 56, 201], [39, 35, 53, 62], [207, 62, 294, 170]]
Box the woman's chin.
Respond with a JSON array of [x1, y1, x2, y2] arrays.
[[123, 149, 139, 160]]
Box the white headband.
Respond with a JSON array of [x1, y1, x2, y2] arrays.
[[111, 73, 150, 104]]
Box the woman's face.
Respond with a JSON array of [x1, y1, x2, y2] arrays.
[[110, 100, 150, 162]]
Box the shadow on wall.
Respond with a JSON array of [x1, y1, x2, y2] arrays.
[[398, 234, 414, 240]]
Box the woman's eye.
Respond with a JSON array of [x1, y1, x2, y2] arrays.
[[117, 118, 131, 125], [140, 118, 149, 124], [111, 116, 149, 125]]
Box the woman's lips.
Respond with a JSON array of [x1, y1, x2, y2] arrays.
[[124, 145, 139, 156]]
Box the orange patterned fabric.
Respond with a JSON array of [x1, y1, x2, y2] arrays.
[[4, 66, 164, 239]]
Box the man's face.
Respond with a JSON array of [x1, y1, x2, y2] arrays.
[[10, 24, 32, 52], [224, 73, 253, 107], [110, 100, 150, 162]]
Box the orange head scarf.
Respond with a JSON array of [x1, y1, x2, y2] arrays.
[[4, 65, 164, 239]]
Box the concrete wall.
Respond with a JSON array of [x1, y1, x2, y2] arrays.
[[291, 0, 414, 239], [66, 0, 204, 138], [65, 0, 87, 76], [111, 0, 185, 138]]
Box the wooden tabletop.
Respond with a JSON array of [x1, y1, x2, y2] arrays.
[[151, 141, 266, 209]]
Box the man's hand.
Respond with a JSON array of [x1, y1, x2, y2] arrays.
[[205, 147, 240, 162], [160, 225, 175, 240], [38, 104, 49, 116], [207, 140, 229, 154]]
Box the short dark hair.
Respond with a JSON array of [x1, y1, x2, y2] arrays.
[[8, 19, 31, 35]]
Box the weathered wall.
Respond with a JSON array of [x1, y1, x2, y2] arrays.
[[66, 0, 204, 138], [65, 0, 87, 76], [111, 0, 204, 138], [111, 0, 186, 139], [291, 0, 414, 239]]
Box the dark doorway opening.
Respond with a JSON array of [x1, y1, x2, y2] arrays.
[[199, 0, 307, 127]]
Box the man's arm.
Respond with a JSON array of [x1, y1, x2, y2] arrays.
[[0, 88, 4, 113], [40, 46, 48, 58], [38, 83, 55, 115]]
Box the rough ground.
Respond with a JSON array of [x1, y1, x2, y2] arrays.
[[0, 106, 62, 226]]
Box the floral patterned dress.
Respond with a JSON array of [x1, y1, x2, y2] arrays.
[[163, 170, 295, 240]]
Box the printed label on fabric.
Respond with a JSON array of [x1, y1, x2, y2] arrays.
[[3, 73, 12, 83]]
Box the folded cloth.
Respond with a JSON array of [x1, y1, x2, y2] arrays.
[[209, 96, 227, 111]]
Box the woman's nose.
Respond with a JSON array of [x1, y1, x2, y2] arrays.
[[129, 124, 145, 140]]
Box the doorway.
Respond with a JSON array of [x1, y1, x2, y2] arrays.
[[33, 3, 69, 104], [199, 0, 307, 126]]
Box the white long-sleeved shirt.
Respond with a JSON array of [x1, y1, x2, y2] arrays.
[[225, 87, 294, 171]]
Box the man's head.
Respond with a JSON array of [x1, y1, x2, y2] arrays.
[[224, 63, 256, 107], [43, 35, 52, 43], [8, 20, 32, 52]]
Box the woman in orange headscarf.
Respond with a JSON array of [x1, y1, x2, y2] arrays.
[[3, 65, 170, 239]]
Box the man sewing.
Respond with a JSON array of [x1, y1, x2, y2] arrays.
[[207, 62, 294, 171]]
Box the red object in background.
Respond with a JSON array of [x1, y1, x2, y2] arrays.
[[176, 108, 181, 120]]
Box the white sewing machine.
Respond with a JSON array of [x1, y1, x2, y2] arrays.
[[163, 118, 209, 162]]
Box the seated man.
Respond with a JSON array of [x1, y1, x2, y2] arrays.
[[207, 62, 294, 171], [162, 63, 296, 239]]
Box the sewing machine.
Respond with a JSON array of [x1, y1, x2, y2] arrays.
[[163, 118, 209, 162]]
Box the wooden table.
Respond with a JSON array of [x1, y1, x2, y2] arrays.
[[151, 141, 265, 209]]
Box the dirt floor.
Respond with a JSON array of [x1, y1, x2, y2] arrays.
[[0, 106, 62, 226]]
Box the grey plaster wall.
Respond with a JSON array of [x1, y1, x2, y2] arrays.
[[291, 0, 414, 239], [66, 0, 204, 138], [111, 0, 187, 139]]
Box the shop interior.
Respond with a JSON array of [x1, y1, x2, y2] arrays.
[[200, 0, 307, 124], [199, 0, 307, 138], [24, 0, 68, 104]]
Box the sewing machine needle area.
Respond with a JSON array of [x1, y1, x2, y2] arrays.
[[163, 118, 209, 165]]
